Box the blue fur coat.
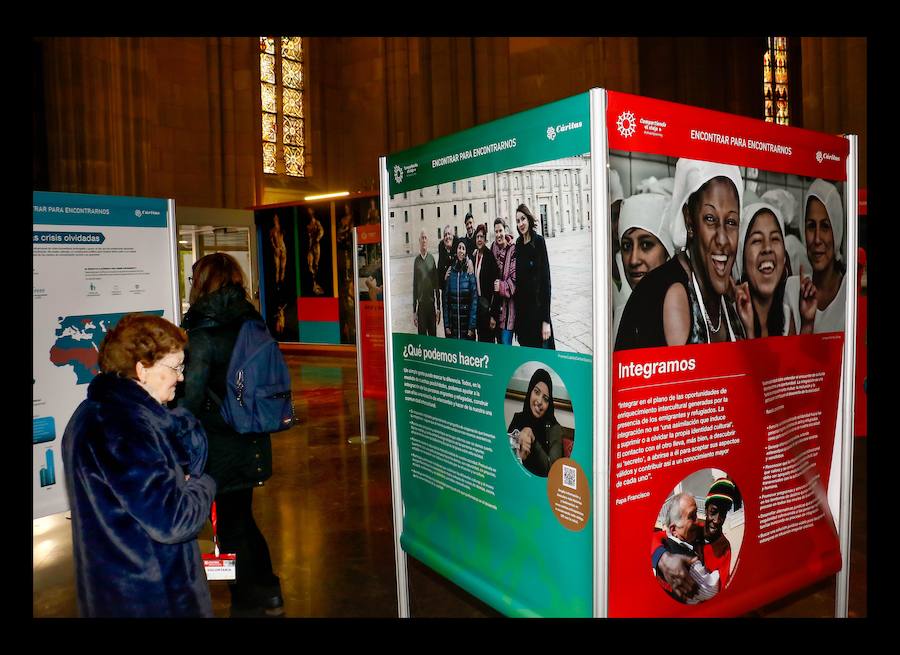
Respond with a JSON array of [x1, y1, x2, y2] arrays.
[[62, 373, 217, 617]]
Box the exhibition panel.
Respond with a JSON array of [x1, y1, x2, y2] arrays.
[[605, 90, 854, 616], [383, 93, 596, 617], [380, 88, 857, 617], [255, 193, 380, 346], [32, 192, 180, 519]]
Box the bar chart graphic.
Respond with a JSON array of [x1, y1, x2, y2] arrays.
[[39, 449, 56, 487]]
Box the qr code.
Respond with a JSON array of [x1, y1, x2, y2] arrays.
[[562, 464, 577, 490]]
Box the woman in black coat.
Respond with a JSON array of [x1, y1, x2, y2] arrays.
[[513, 204, 555, 349], [62, 313, 216, 617], [506, 368, 563, 477], [179, 253, 283, 617], [470, 222, 500, 342]]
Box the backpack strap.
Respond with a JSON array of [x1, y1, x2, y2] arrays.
[[206, 387, 224, 409]]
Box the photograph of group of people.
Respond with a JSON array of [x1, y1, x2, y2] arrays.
[[411, 208, 555, 347], [503, 363, 575, 478], [609, 153, 847, 351], [389, 157, 594, 354], [650, 470, 745, 604]]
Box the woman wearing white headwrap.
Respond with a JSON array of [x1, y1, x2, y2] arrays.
[[619, 193, 674, 290], [636, 176, 675, 198], [613, 193, 673, 339], [784, 178, 846, 333], [609, 168, 631, 303], [733, 202, 816, 338], [742, 186, 761, 208], [615, 158, 746, 351], [761, 188, 811, 277]]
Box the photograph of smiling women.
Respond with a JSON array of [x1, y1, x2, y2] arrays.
[[784, 178, 847, 335], [615, 159, 746, 351], [612, 192, 673, 339], [734, 202, 816, 339]]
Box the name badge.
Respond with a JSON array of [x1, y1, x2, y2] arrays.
[[202, 553, 237, 581]]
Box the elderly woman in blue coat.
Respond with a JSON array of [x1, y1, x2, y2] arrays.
[[62, 313, 217, 617]]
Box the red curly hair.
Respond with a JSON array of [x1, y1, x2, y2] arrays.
[[98, 313, 187, 378]]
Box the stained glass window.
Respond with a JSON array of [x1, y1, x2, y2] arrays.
[[260, 54, 276, 84], [262, 114, 277, 143], [263, 143, 277, 175], [260, 36, 305, 177], [284, 116, 303, 146], [763, 37, 789, 126], [283, 88, 302, 118], [282, 59, 303, 89], [261, 83, 277, 113]]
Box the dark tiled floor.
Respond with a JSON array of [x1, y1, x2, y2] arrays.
[[32, 353, 866, 618]]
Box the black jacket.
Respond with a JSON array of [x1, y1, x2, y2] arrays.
[[178, 284, 273, 494]]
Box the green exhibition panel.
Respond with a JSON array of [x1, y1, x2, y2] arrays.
[[384, 93, 596, 617]]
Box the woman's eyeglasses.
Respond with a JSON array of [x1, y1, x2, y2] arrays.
[[160, 363, 185, 374]]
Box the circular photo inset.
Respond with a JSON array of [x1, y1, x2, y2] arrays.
[[650, 469, 745, 605], [503, 362, 574, 478]]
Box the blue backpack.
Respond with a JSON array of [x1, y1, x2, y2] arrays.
[[211, 319, 295, 434]]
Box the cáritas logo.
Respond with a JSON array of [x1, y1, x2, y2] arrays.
[[617, 111, 636, 138], [816, 150, 840, 164], [393, 165, 403, 184], [546, 126, 557, 141]]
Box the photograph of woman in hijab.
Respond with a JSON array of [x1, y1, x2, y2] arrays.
[[514, 204, 555, 349], [507, 368, 563, 477], [613, 192, 673, 339], [784, 178, 847, 334], [733, 202, 817, 338], [615, 159, 746, 351]]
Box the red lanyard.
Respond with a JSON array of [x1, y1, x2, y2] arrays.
[[211, 501, 220, 557]]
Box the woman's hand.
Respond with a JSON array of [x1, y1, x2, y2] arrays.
[[732, 279, 755, 339], [490, 317, 496, 329], [413, 312, 418, 328], [517, 427, 535, 460], [541, 322, 551, 342], [467, 329, 474, 338], [494, 279, 501, 293], [799, 265, 818, 333], [445, 327, 452, 337]]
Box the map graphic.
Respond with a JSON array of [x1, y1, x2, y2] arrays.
[[49, 310, 164, 384]]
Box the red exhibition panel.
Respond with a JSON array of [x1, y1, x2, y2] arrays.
[[297, 296, 339, 322], [608, 335, 844, 617], [357, 224, 381, 245], [606, 91, 849, 181], [359, 299, 386, 400]]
